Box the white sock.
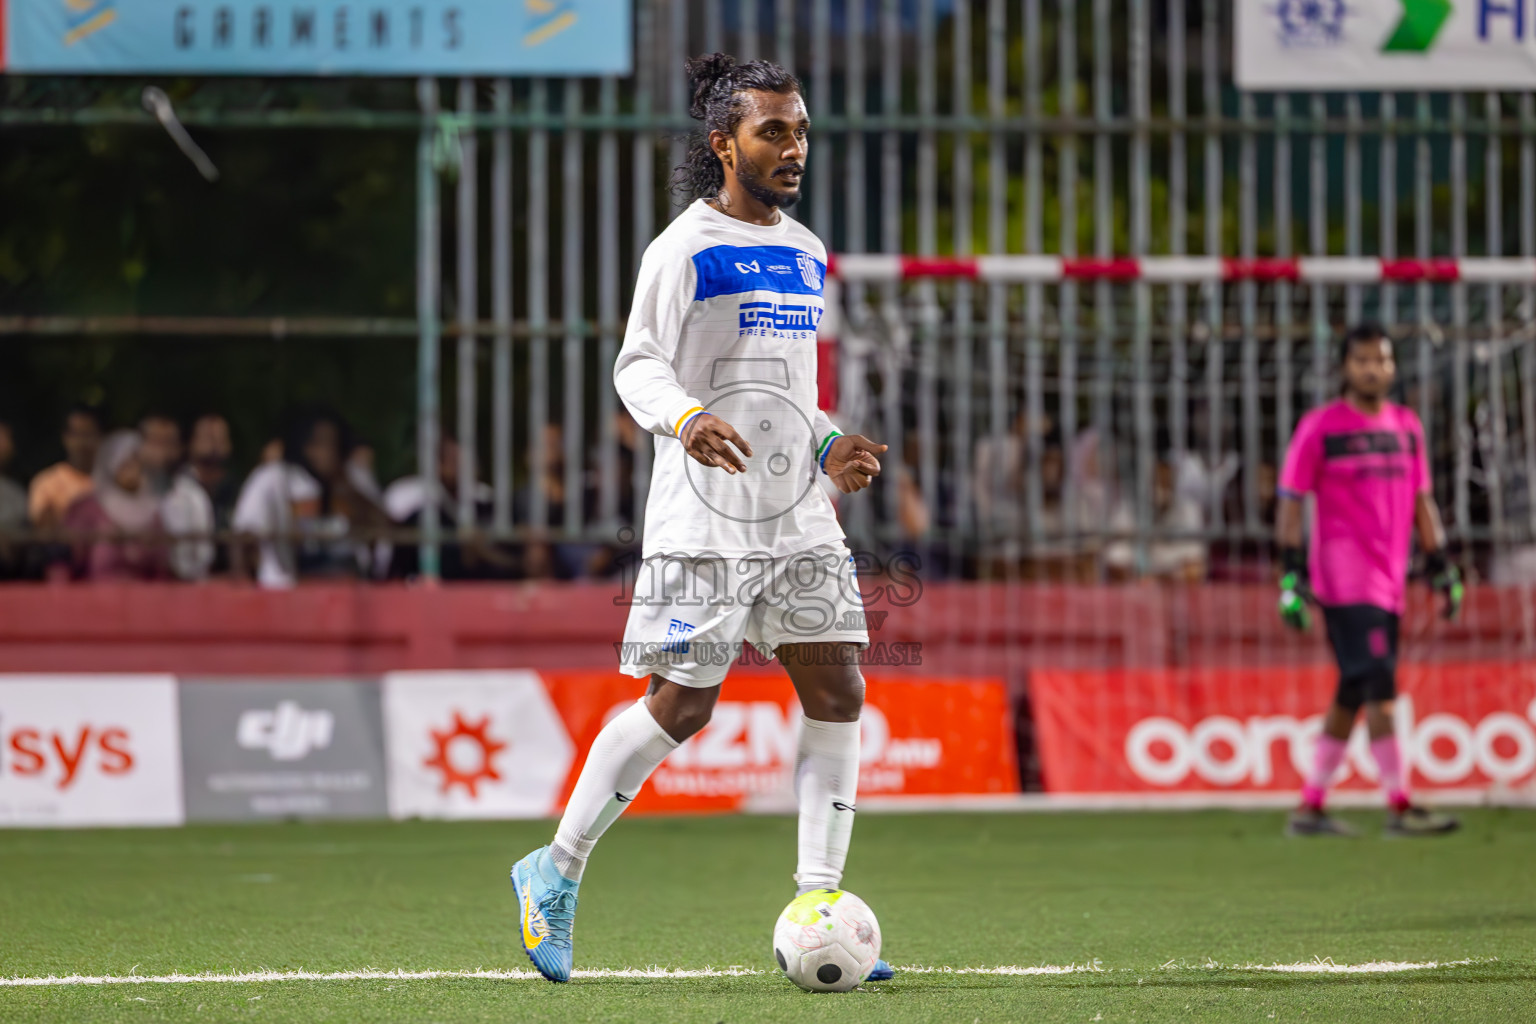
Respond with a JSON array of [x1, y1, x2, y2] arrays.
[[551, 698, 677, 882], [794, 716, 861, 894]]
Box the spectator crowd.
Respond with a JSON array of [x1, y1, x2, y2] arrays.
[[0, 400, 1257, 589], [0, 404, 652, 588]]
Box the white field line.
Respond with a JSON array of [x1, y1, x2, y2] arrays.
[[0, 967, 765, 986], [0, 958, 1496, 987], [850, 789, 1534, 814], [1225, 958, 1491, 974]]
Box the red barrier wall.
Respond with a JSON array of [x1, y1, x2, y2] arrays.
[[0, 581, 1527, 674]]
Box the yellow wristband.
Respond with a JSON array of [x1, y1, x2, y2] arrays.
[[674, 406, 706, 437]]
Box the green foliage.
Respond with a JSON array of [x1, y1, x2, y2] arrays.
[[0, 87, 419, 478]]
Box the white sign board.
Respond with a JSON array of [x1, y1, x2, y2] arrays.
[[0, 676, 184, 827], [382, 671, 575, 821], [1237, 0, 1536, 90]]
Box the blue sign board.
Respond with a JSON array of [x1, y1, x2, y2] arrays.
[[4, 1, 631, 76]]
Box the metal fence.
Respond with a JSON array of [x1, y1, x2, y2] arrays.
[[411, 0, 1536, 581], [7, 0, 1536, 583]]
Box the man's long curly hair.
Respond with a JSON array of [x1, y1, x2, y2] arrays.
[[669, 53, 802, 204]]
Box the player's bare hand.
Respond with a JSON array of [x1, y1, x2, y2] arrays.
[[824, 434, 888, 494], [682, 413, 753, 474]]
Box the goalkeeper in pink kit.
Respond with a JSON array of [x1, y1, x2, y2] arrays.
[[1276, 324, 1464, 837]]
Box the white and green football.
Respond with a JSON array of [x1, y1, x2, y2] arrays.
[[772, 888, 882, 992]]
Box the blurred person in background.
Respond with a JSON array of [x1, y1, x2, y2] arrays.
[[586, 408, 644, 578], [0, 420, 29, 578], [153, 414, 226, 583], [183, 413, 240, 572], [348, 442, 383, 502], [183, 413, 238, 516], [137, 413, 184, 496], [972, 410, 1030, 570], [384, 433, 516, 580], [1070, 426, 1118, 534], [867, 428, 947, 577], [232, 410, 388, 588], [1103, 459, 1208, 583], [139, 412, 212, 580], [383, 433, 492, 524], [55, 430, 169, 581], [0, 420, 25, 528], [974, 421, 1095, 581], [516, 421, 604, 580], [28, 403, 103, 530]]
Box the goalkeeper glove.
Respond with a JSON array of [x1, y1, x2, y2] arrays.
[[1278, 547, 1311, 632], [1426, 550, 1464, 621]]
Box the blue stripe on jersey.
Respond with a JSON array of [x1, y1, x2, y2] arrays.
[[692, 244, 827, 301]]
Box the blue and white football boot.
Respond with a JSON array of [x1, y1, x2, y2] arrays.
[[510, 846, 580, 983], [868, 958, 895, 981]]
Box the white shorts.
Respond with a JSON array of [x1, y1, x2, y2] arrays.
[[617, 539, 871, 688]]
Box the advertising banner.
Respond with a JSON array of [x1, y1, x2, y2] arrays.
[[3, 1, 630, 76], [179, 679, 387, 821], [0, 675, 183, 827], [542, 670, 1020, 814], [1031, 663, 1536, 796], [382, 670, 576, 820], [1237, 0, 1536, 90]]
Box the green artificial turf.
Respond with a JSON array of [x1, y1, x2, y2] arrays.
[[2, 809, 1534, 1022]]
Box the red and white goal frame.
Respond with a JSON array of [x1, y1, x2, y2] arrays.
[[814, 255, 1536, 412], [812, 254, 1536, 808]]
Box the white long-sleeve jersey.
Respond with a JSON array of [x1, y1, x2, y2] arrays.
[[613, 199, 845, 558]]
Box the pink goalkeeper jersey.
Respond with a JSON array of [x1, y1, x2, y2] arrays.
[[1278, 399, 1429, 614]]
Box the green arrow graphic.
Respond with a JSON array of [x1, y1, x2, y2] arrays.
[[1382, 0, 1453, 53]]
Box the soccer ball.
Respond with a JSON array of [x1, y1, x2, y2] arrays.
[[771, 889, 882, 992]]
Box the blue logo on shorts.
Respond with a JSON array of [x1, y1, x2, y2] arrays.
[[663, 619, 696, 654]]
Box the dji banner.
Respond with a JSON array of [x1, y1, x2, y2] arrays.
[[178, 679, 388, 822]]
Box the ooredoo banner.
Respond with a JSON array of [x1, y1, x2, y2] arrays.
[[542, 670, 1019, 814], [1031, 664, 1536, 795], [0, 675, 184, 827]]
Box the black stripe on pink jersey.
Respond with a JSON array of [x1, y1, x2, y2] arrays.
[[1321, 430, 1419, 460]]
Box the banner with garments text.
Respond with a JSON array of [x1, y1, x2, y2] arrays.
[[1030, 663, 1536, 797], [2, 1, 631, 76]]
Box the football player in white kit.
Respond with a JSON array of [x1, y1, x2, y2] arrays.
[[510, 52, 895, 984]]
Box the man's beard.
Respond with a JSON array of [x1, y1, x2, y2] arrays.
[[735, 155, 803, 209]]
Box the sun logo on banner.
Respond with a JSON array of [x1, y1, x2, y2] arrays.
[[524, 0, 577, 47], [63, 0, 117, 47], [423, 712, 508, 797]]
